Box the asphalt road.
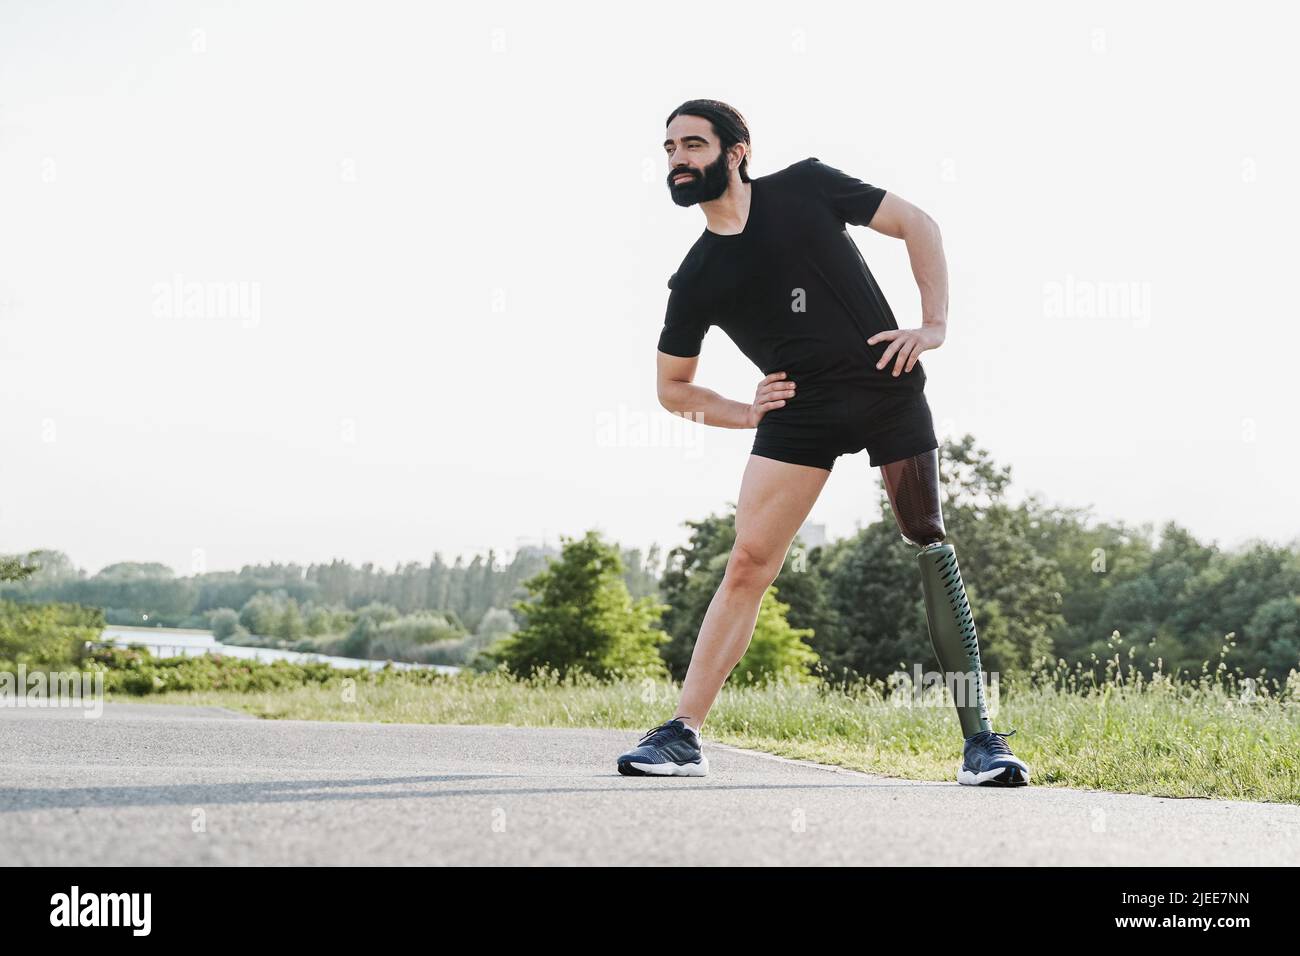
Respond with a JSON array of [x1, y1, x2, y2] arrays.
[[2, 702, 1297, 865]]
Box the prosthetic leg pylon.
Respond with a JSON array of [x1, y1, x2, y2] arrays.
[[916, 541, 992, 739], [882, 449, 1029, 786], [916, 541, 1029, 787]]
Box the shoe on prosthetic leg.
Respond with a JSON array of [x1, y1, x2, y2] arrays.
[[916, 542, 1030, 787]]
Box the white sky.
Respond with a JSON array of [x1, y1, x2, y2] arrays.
[[2, 1, 1296, 577]]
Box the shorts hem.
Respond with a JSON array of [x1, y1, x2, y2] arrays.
[[867, 432, 939, 468], [749, 448, 835, 472]]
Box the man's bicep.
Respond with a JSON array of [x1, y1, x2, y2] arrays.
[[656, 349, 699, 385], [864, 192, 918, 239]]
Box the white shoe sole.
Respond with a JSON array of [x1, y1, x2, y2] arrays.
[[621, 754, 710, 777], [957, 760, 1029, 786]]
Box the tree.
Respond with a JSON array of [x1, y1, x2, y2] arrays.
[[341, 602, 401, 658], [3, 549, 77, 584], [476, 607, 517, 643], [208, 607, 247, 641], [304, 605, 335, 637], [946, 501, 1065, 674], [487, 531, 670, 680], [732, 585, 819, 684], [655, 508, 834, 680], [818, 521, 927, 681], [656, 511, 738, 677], [278, 600, 305, 641], [94, 561, 176, 581], [0, 600, 104, 667], [239, 592, 281, 637], [1248, 596, 1300, 679], [0, 553, 39, 583], [1025, 502, 1155, 663]]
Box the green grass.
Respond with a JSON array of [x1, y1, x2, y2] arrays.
[[128, 656, 1300, 805]]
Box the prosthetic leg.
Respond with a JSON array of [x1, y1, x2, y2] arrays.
[[881, 448, 1029, 786]]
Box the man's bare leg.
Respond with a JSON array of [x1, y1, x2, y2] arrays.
[[671, 454, 831, 733]]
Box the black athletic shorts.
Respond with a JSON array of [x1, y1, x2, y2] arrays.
[[750, 386, 939, 472]]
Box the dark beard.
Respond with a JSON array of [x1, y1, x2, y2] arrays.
[[667, 148, 733, 207]]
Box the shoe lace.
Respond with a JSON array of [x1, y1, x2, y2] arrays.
[[983, 729, 1017, 755], [638, 719, 682, 745]]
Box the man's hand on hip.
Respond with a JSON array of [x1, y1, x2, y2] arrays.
[[747, 371, 796, 427], [868, 325, 946, 377]]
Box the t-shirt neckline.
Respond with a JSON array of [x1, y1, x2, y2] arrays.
[[703, 180, 757, 239]]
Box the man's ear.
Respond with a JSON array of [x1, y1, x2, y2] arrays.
[[730, 142, 747, 171]]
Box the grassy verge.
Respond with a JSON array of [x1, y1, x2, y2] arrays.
[[125, 664, 1300, 805]]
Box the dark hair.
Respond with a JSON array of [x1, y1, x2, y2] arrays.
[[665, 99, 752, 182]]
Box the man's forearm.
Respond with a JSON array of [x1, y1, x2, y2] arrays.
[[658, 381, 753, 429], [904, 214, 949, 334]]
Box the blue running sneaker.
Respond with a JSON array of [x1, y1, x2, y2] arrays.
[[958, 729, 1030, 787], [617, 717, 709, 777]]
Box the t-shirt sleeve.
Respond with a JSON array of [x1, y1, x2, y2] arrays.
[[657, 274, 711, 357], [807, 156, 887, 227]]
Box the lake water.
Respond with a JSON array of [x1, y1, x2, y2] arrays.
[[95, 625, 461, 675]]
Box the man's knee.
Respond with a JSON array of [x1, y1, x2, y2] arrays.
[[724, 540, 781, 590]]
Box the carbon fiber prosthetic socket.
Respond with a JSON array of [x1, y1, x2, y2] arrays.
[[881, 449, 992, 738]]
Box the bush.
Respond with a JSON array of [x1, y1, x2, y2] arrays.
[[0, 600, 104, 668], [84, 645, 455, 695]]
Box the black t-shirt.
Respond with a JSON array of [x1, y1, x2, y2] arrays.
[[657, 157, 925, 400]]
